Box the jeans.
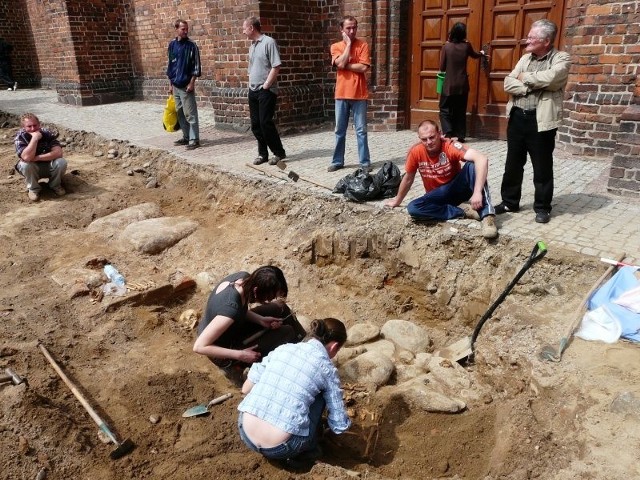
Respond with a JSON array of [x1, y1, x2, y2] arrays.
[[237, 394, 325, 460], [173, 86, 199, 144], [16, 157, 67, 193], [248, 88, 286, 159], [501, 108, 556, 213], [407, 162, 495, 221], [332, 99, 370, 167]]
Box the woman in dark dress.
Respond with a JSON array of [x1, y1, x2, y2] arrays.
[[438, 23, 487, 143]]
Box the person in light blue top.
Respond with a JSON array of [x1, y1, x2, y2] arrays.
[[237, 317, 351, 469]]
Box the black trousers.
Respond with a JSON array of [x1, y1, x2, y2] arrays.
[[248, 88, 286, 159], [439, 93, 468, 141], [501, 108, 557, 213]]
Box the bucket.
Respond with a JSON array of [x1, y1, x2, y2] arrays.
[[436, 72, 446, 95]]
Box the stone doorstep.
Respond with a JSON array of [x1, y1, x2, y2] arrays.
[[104, 276, 196, 313]]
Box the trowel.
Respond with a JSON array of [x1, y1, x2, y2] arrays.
[[182, 393, 233, 418]]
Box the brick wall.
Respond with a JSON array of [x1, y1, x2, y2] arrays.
[[321, 0, 408, 131], [0, 0, 69, 89], [560, 0, 639, 158], [607, 104, 640, 197], [57, 0, 135, 105], [0, 0, 134, 104], [0, 0, 407, 131], [0, 3, 36, 87]]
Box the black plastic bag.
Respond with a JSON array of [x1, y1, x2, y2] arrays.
[[333, 161, 401, 202], [374, 161, 402, 199]]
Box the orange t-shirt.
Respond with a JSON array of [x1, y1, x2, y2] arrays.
[[331, 39, 370, 100], [405, 139, 466, 192]]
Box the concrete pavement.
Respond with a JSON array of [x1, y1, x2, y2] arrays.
[[2, 88, 638, 263]]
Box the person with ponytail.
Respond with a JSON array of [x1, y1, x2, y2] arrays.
[[438, 22, 487, 143], [193, 266, 306, 381], [237, 318, 351, 468]]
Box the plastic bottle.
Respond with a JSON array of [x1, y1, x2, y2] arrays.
[[103, 264, 126, 287]]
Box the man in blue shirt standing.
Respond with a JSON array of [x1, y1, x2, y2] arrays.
[[167, 19, 201, 150]]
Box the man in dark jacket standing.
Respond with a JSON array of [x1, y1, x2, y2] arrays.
[[167, 19, 201, 150]]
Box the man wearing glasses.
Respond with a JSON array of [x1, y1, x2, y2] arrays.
[[495, 19, 570, 224]]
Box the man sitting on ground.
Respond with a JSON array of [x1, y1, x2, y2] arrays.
[[385, 120, 498, 239], [14, 113, 67, 202]]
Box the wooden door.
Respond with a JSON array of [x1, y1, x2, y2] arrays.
[[409, 0, 566, 138], [409, 0, 483, 128]]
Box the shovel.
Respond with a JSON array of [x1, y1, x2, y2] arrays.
[[539, 252, 625, 362], [39, 344, 134, 459], [436, 241, 548, 363], [182, 392, 233, 418]]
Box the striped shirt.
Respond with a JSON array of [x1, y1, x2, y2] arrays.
[[238, 338, 351, 436]]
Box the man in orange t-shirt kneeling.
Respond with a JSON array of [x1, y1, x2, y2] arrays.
[[328, 16, 371, 173], [385, 120, 498, 239]]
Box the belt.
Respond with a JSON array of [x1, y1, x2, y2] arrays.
[[512, 106, 536, 115]]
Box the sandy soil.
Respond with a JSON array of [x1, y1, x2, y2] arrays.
[[1, 115, 639, 480]]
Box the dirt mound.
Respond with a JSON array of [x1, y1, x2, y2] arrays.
[[1, 121, 639, 479]]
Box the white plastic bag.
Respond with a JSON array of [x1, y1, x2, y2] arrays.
[[575, 305, 622, 343], [614, 285, 640, 314]]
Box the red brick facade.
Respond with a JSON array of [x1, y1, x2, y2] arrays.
[[561, 0, 640, 157], [0, 0, 637, 193]]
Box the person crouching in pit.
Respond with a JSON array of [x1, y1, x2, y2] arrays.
[[237, 317, 351, 470], [193, 265, 306, 384]]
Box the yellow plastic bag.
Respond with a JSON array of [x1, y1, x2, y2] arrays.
[[163, 94, 180, 132]]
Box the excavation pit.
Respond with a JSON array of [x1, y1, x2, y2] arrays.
[[1, 120, 639, 479]]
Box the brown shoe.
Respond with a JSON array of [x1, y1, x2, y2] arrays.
[[28, 191, 40, 202], [481, 215, 498, 239], [461, 204, 480, 221], [52, 186, 66, 196]]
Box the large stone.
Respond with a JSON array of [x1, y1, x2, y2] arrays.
[[339, 350, 394, 388], [382, 374, 466, 413], [346, 322, 380, 345], [335, 345, 366, 366], [363, 339, 396, 360], [86, 202, 162, 239], [194, 271, 215, 291], [416, 353, 488, 404], [610, 392, 640, 415], [395, 363, 427, 383], [381, 319, 431, 354], [118, 217, 198, 254]]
